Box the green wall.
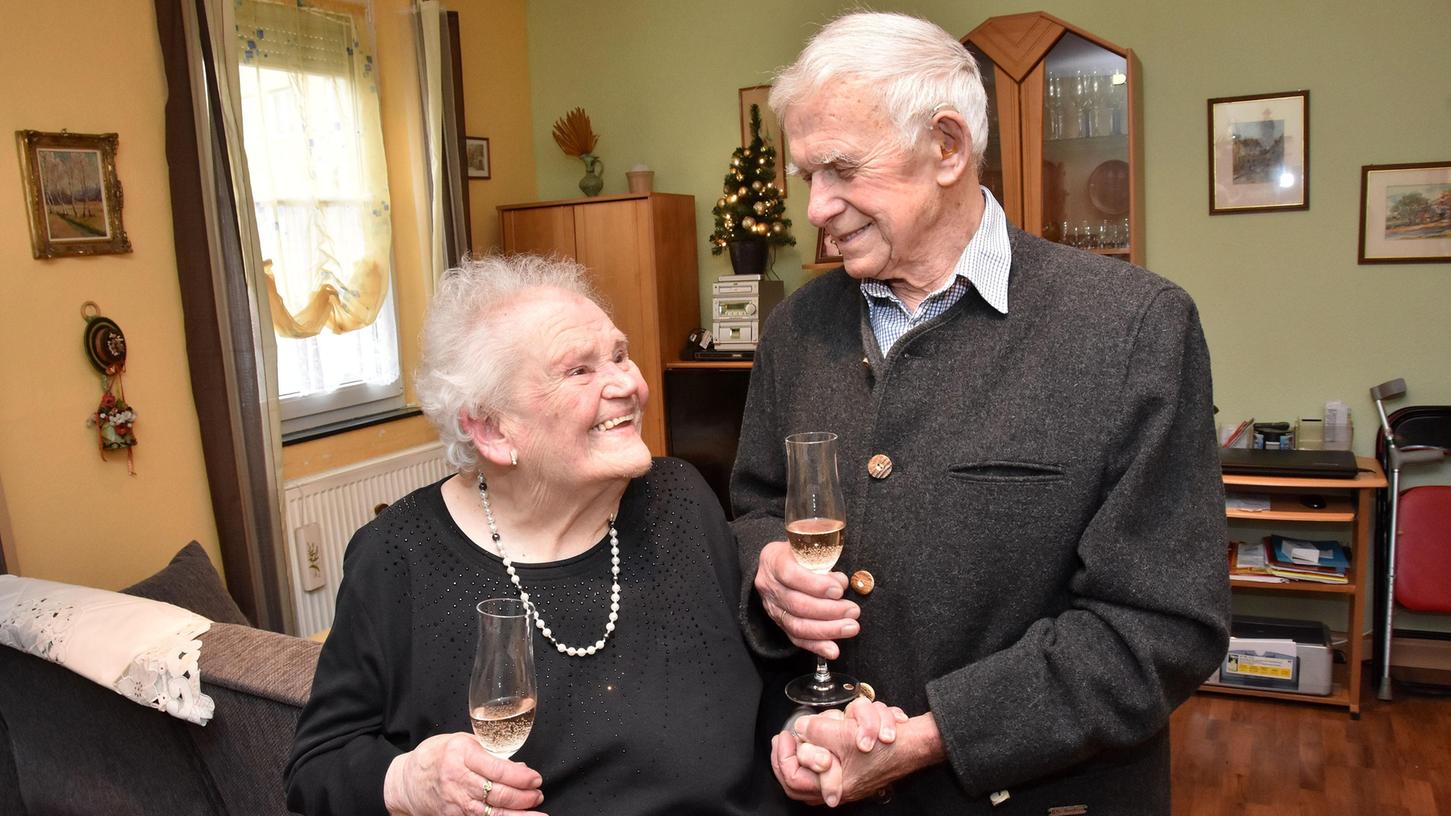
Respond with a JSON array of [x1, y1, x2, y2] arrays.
[[525, 0, 1450, 452], [525, 1, 1451, 637]]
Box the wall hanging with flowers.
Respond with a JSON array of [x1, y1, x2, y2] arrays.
[[81, 302, 138, 474]]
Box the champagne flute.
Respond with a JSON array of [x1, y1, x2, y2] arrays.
[[469, 598, 537, 759], [782, 431, 860, 707]]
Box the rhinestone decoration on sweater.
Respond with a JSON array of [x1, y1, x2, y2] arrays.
[[478, 476, 621, 657]]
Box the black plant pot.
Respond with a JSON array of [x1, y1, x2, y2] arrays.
[[727, 238, 769, 277]]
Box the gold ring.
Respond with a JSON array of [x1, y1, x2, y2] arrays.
[[481, 777, 494, 800]]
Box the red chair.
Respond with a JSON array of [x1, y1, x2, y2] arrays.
[[1392, 486, 1451, 615], [1370, 380, 1451, 700]]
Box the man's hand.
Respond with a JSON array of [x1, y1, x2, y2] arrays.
[[776, 701, 946, 808], [754, 539, 860, 658], [770, 698, 908, 806]]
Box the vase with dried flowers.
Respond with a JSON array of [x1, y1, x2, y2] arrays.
[[552, 107, 603, 197]]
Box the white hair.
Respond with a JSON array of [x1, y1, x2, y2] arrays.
[[414, 253, 604, 473], [769, 11, 989, 167]]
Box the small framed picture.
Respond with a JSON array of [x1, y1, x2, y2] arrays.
[[814, 228, 841, 266], [1207, 90, 1309, 215], [1358, 161, 1451, 264], [15, 130, 132, 258], [739, 85, 787, 198], [466, 136, 490, 180]]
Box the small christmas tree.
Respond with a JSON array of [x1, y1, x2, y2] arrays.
[[708, 104, 794, 258]]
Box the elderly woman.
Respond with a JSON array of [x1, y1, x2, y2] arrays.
[[284, 254, 790, 816]]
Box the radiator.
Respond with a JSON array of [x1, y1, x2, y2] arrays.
[[283, 442, 453, 635]]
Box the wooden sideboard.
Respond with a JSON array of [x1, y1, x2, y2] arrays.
[[499, 193, 699, 455]]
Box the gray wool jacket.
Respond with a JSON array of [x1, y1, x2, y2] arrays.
[[731, 228, 1231, 815]]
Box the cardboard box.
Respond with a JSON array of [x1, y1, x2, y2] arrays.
[[1203, 616, 1332, 695]]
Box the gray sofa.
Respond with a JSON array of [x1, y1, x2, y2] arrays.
[[0, 543, 321, 815]]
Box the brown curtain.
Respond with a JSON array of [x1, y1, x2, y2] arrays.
[[153, 0, 290, 632]]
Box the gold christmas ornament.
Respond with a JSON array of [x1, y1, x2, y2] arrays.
[[727, 194, 738, 204], [742, 216, 756, 229], [753, 201, 767, 214], [771, 222, 784, 233], [737, 186, 748, 196], [751, 180, 763, 191]]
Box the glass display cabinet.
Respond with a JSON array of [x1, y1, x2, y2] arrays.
[[963, 13, 1142, 265]]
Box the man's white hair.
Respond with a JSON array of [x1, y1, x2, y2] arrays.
[[769, 11, 988, 167], [414, 253, 604, 473]]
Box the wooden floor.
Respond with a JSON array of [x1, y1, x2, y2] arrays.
[[1171, 672, 1451, 815]]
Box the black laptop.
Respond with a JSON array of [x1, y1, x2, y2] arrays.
[[1219, 448, 1360, 479]]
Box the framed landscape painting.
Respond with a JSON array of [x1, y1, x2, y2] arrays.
[[1359, 161, 1451, 264], [1207, 91, 1309, 215], [15, 130, 131, 258]]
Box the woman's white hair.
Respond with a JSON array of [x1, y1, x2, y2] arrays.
[[414, 253, 604, 473], [769, 11, 988, 166]]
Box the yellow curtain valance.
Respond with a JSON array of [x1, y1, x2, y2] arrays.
[[263, 259, 388, 338]]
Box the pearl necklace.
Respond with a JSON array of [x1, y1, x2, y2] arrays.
[[477, 476, 621, 657]]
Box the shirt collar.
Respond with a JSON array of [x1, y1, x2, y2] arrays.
[[858, 186, 1011, 315]]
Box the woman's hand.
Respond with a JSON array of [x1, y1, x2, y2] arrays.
[[383, 732, 546, 816], [770, 698, 908, 806]]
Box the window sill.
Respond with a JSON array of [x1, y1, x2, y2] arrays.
[[281, 406, 424, 446]]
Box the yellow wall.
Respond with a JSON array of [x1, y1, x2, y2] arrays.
[[0, 0, 539, 581], [456, 0, 539, 254], [524, 0, 1451, 446], [0, 1, 221, 587]]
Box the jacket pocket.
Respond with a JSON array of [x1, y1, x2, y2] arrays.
[[947, 459, 1068, 484]]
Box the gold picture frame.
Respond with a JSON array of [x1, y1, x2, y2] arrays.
[[738, 85, 787, 198], [15, 130, 132, 259]]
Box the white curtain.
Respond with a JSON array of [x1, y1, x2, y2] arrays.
[[415, 0, 448, 297], [236, 0, 395, 338]]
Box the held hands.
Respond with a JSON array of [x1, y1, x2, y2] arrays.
[[384, 732, 545, 816], [771, 697, 943, 808], [755, 539, 860, 659]]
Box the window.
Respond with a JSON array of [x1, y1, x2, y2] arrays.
[[236, 0, 401, 435]]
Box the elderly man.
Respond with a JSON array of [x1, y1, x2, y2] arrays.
[[730, 12, 1230, 815]]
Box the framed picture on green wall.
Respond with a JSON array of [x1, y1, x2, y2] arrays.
[[1207, 90, 1309, 215], [1358, 161, 1451, 264]]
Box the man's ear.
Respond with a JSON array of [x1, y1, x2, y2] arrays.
[[460, 409, 513, 469], [931, 111, 972, 186]]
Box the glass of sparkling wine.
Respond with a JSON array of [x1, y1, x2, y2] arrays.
[[469, 598, 537, 759], [782, 431, 860, 707]]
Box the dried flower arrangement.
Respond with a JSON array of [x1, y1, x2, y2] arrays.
[[552, 107, 599, 157]]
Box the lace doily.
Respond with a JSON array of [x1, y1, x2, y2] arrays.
[[0, 575, 215, 724]]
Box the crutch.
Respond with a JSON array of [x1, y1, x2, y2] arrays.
[[1370, 378, 1447, 701]]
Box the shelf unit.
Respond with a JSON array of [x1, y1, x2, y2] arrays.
[[1202, 457, 1387, 717]]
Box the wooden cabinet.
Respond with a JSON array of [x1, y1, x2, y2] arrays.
[[1208, 459, 1387, 717], [962, 13, 1142, 265], [499, 193, 700, 455]]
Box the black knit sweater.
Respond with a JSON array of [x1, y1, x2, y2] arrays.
[[286, 458, 788, 816]]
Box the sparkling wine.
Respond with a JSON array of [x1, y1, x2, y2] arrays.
[[787, 517, 845, 573], [470, 696, 536, 758]]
